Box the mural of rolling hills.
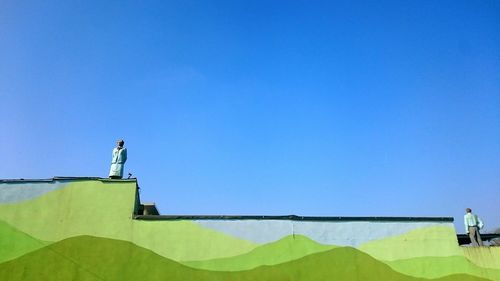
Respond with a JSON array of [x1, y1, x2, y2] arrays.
[[0, 180, 258, 261], [0, 235, 491, 281], [1, 178, 499, 281]]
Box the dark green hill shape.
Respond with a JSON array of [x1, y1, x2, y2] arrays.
[[0, 235, 490, 281], [183, 234, 336, 271], [0, 220, 49, 263]]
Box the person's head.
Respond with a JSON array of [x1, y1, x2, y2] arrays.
[[117, 139, 125, 148], [466, 208, 472, 213]]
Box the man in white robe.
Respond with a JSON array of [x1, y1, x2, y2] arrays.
[[109, 139, 127, 179]]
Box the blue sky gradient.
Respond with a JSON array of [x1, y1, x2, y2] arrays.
[[1, 0, 499, 232]]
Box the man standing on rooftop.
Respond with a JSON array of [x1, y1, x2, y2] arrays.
[[109, 139, 127, 179], [464, 208, 484, 246]]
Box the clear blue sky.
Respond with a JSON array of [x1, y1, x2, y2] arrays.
[[1, 0, 499, 232]]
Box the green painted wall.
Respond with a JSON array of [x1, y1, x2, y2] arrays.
[[0, 179, 498, 281]]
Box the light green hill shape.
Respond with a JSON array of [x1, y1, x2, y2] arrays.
[[387, 255, 500, 281], [0, 181, 257, 261], [358, 225, 462, 261], [183, 234, 337, 271], [463, 246, 500, 270], [131, 220, 257, 261], [0, 235, 490, 281], [0, 220, 50, 263], [0, 181, 137, 242]]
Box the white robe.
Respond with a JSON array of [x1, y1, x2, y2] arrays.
[[109, 147, 127, 178]]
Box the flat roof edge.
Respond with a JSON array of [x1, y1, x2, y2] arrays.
[[0, 177, 137, 183], [134, 215, 454, 222]]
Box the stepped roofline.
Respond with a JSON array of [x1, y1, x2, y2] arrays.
[[0, 177, 453, 223]]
